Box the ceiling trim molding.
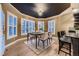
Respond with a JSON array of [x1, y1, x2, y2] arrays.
[[47, 5, 73, 20], [9, 3, 36, 20], [6, 3, 72, 21]]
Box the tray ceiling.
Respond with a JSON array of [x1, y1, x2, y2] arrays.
[[11, 3, 70, 18]]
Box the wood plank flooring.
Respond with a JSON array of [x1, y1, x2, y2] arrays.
[[4, 37, 72, 56]]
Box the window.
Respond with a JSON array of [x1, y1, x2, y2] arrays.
[[7, 12, 17, 39], [38, 21, 44, 32], [21, 19, 35, 34], [48, 20, 55, 34], [28, 21, 31, 33], [21, 18, 28, 35], [0, 5, 5, 56], [1, 9, 5, 31], [28, 20, 35, 33]]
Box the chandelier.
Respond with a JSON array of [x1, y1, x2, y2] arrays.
[[33, 3, 48, 16]]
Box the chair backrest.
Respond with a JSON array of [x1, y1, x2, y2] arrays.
[[44, 32, 48, 37], [41, 32, 48, 40], [61, 31, 66, 37], [57, 32, 61, 40], [48, 32, 52, 38], [29, 33, 35, 38], [68, 30, 76, 33]]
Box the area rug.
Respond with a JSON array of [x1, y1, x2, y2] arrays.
[[24, 37, 72, 56], [24, 38, 56, 55]]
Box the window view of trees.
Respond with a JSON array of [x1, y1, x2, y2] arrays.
[[38, 21, 44, 32]]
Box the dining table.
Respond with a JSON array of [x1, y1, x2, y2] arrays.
[[66, 33, 79, 56], [29, 32, 44, 49]]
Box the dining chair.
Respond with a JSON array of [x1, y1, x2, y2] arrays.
[[38, 32, 49, 48], [57, 31, 71, 55], [68, 30, 76, 36], [61, 31, 66, 36], [68, 30, 76, 33], [48, 32, 53, 44], [27, 33, 35, 44]]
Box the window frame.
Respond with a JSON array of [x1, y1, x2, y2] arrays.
[[21, 18, 35, 35], [1, 9, 5, 32], [27, 20, 35, 33], [48, 20, 55, 34], [21, 18, 28, 35], [38, 21, 44, 32], [7, 11, 17, 39]]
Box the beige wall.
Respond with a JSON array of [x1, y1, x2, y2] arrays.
[[71, 3, 79, 9], [51, 3, 79, 35], [2, 3, 36, 45], [58, 3, 79, 34], [1, 3, 50, 45], [59, 13, 74, 34], [55, 17, 62, 36], [1, 3, 79, 45]]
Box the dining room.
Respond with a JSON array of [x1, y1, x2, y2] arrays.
[[0, 3, 79, 56]]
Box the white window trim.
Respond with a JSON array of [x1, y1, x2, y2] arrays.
[[7, 11, 17, 39], [48, 20, 55, 34], [28, 20, 35, 33], [21, 19, 35, 35], [21, 18, 28, 35]]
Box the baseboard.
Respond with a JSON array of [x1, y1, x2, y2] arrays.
[[5, 38, 27, 48]]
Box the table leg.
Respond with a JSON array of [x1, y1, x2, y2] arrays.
[[36, 35, 38, 49]]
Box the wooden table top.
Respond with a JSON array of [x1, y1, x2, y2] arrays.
[[29, 32, 44, 35]]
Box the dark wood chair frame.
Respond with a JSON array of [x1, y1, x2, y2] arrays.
[[57, 31, 71, 56]]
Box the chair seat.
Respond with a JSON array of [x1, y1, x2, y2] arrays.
[[60, 36, 71, 43]]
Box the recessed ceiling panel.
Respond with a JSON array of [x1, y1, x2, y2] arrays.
[[11, 3, 70, 18]]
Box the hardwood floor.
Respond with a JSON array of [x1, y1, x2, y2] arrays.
[[4, 37, 72, 56]]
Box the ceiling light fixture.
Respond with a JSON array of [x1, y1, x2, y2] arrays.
[[38, 10, 43, 16], [33, 3, 48, 16]]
